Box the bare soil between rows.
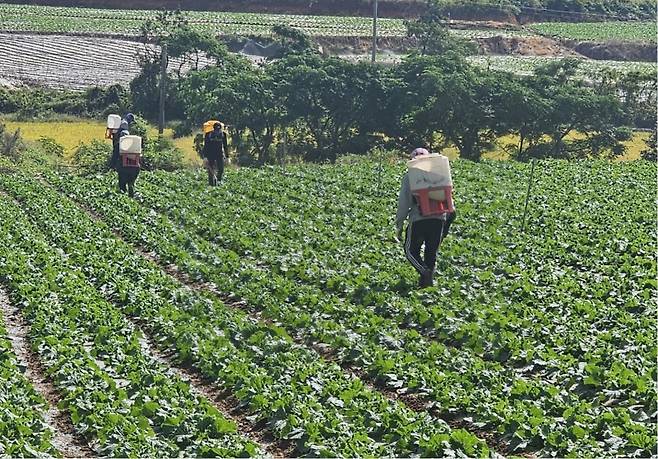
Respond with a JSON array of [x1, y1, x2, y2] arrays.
[[63, 195, 295, 457], [0, 287, 95, 458]]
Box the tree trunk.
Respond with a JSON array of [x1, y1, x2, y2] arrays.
[[518, 132, 525, 158], [460, 133, 480, 162]]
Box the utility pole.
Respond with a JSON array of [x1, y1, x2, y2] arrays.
[[158, 43, 167, 135], [371, 0, 378, 62]]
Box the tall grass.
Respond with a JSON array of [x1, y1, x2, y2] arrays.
[[1, 119, 200, 164]]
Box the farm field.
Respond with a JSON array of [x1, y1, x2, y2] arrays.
[[0, 33, 216, 91], [0, 119, 200, 163], [530, 21, 657, 43], [0, 33, 143, 89], [0, 4, 409, 38], [0, 4, 655, 44], [0, 156, 655, 457], [467, 54, 657, 77], [1, 32, 654, 91]]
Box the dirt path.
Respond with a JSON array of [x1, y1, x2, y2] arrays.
[[0, 287, 96, 458]]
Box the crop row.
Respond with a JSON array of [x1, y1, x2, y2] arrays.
[[0, 4, 407, 37], [0, 3, 540, 40], [132, 162, 655, 405], [529, 21, 655, 43], [0, 33, 212, 91], [0, 171, 489, 457], [1, 4, 652, 43], [0, 191, 262, 456], [467, 55, 657, 77], [44, 161, 656, 457], [145, 162, 655, 426], [0, 190, 263, 457], [0, 306, 59, 456]]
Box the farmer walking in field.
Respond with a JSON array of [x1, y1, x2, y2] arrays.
[[201, 122, 228, 186], [396, 147, 456, 288], [109, 113, 135, 169], [109, 115, 140, 197]]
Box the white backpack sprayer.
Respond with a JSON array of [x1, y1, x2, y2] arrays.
[[407, 153, 455, 216], [105, 114, 121, 139], [119, 135, 142, 168], [106, 114, 141, 168]]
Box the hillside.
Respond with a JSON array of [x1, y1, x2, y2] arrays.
[[0, 1, 655, 90], [0, 0, 655, 21]]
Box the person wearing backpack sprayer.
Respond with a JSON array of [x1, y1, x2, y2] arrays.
[[396, 148, 456, 288], [109, 113, 135, 170], [202, 122, 228, 186], [110, 120, 140, 197]]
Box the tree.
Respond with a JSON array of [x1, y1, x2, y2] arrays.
[[178, 59, 279, 164], [494, 78, 551, 160], [84, 84, 131, 117], [131, 9, 236, 120], [269, 25, 318, 58], [387, 54, 503, 161], [384, 54, 469, 149], [520, 59, 629, 159], [434, 70, 510, 161], [270, 54, 382, 162], [405, 1, 476, 56], [218, 71, 283, 165]]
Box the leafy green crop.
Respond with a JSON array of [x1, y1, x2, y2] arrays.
[[467, 55, 657, 77], [530, 21, 656, 43], [0, 156, 655, 457], [0, 191, 261, 457], [0, 172, 488, 457], [0, 311, 59, 456], [0, 3, 536, 40]]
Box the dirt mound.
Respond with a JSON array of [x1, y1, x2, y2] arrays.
[[477, 36, 576, 57], [562, 40, 657, 62], [448, 20, 522, 30], [316, 36, 413, 55]]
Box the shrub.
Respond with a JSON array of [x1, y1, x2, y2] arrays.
[[173, 120, 195, 138], [37, 136, 65, 158], [71, 139, 111, 175], [0, 123, 26, 161], [142, 136, 184, 171]]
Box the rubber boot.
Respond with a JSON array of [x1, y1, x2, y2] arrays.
[[425, 270, 434, 288], [419, 270, 434, 289]]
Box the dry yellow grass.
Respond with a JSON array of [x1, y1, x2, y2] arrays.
[[443, 131, 649, 161], [2, 118, 200, 164], [3, 119, 106, 155], [2, 118, 649, 164]]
